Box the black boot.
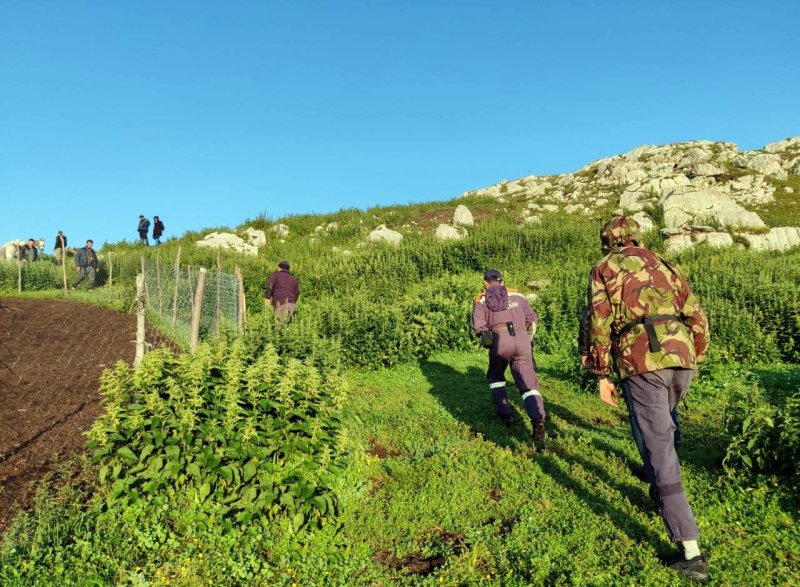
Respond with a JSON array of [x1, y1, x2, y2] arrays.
[[662, 548, 710, 583]]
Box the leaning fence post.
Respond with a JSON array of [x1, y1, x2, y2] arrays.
[[135, 273, 146, 366], [235, 266, 246, 334], [190, 268, 208, 353], [171, 246, 181, 327]]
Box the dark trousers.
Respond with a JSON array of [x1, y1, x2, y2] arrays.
[[72, 266, 96, 289], [622, 368, 699, 542], [486, 331, 545, 423]]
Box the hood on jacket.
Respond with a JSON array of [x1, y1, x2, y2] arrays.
[[485, 284, 508, 312], [600, 215, 642, 254]]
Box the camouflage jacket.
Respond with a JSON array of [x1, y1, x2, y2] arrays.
[[584, 245, 709, 379]]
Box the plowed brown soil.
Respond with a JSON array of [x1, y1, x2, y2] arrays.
[[0, 297, 142, 530]]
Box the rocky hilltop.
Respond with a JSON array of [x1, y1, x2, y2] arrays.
[[462, 137, 800, 253]]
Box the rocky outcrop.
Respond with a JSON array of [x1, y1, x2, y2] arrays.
[[662, 227, 734, 254], [195, 232, 259, 256], [660, 187, 766, 230], [368, 225, 403, 247], [459, 138, 798, 254], [739, 227, 800, 252]]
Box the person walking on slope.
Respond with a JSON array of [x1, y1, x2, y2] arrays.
[[72, 240, 99, 290], [581, 215, 710, 583], [265, 260, 299, 323], [152, 216, 165, 245], [472, 269, 546, 449], [137, 215, 150, 245]]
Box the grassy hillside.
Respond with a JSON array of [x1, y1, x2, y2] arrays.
[[2, 186, 799, 585]]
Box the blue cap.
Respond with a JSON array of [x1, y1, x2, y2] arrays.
[[484, 269, 502, 281]]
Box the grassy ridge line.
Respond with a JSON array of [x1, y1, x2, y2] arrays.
[[331, 350, 800, 585]]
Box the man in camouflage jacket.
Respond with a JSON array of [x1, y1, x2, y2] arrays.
[[581, 216, 710, 583]]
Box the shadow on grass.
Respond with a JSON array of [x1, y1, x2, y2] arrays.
[[420, 358, 672, 553], [418, 360, 529, 450]]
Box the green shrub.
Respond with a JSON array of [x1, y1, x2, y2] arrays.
[[88, 338, 345, 532], [722, 368, 800, 486]]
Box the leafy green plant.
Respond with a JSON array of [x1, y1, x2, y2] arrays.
[[88, 339, 345, 532]]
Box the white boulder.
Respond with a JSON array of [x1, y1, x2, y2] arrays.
[[271, 224, 290, 238], [368, 225, 403, 247], [453, 205, 474, 227], [195, 232, 258, 256], [243, 227, 266, 247], [434, 224, 465, 241], [739, 227, 800, 252]]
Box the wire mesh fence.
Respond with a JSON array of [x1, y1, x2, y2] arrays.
[[139, 255, 244, 351]]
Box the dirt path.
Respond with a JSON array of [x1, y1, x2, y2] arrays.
[[0, 297, 142, 529]]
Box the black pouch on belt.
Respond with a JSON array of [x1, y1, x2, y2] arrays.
[[506, 322, 516, 336], [480, 330, 495, 348]]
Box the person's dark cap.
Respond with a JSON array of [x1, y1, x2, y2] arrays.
[[278, 260, 291, 269], [484, 269, 502, 281], [139, 214, 144, 218]]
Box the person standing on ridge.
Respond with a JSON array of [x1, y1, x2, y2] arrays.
[[581, 215, 710, 583], [54, 231, 67, 264], [137, 215, 150, 245], [265, 260, 299, 323], [72, 240, 99, 290], [471, 269, 546, 449], [152, 215, 165, 245]]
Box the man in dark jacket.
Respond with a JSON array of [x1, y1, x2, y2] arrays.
[[471, 269, 545, 448], [152, 216, 165, 245], [137, 215, 150, 245], [582, 215, 710, 583], [72, 240, 99, 290], [265, 260, 299, 323], [19, 239, 39, 262], [54, 231, 67, 264]]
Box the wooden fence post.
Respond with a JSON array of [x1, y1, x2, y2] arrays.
[[135, 273, 146, 366], [235, 266, 246, 334], [140, 257, 150, 308], [215, 252, 222, 338], [61, 253, 68, 294], [171, 246, 181, 327], [107, 251, 113, 288], [156, 250, 163, 314], [189, 268, 207, 353]]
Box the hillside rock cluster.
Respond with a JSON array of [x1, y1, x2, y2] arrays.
[[191, 138, 799, 256], [194, 228, 267, 256], [463, 137, 800, 253]]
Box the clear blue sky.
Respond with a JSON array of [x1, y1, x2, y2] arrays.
[[2, 0, 799, 249]]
